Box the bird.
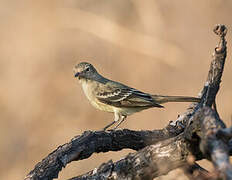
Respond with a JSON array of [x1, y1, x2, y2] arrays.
[[73, 62, 200, 131]]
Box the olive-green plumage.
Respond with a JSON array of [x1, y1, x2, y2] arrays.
[[74, 62, 200, 130]]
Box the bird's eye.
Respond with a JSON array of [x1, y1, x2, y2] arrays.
[[86, 67, 90, 72]]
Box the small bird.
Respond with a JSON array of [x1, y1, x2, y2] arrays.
[[73, 62, 200, 131]]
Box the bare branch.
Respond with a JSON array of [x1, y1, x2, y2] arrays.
[[24, 129, 181, 180], [203, 24, 227, 107], [198, 108, 232, 180], [70, 135, 193, 180], [25, 24, 229, 180], [73, 107, 230, 180]]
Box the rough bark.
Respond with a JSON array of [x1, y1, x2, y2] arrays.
[[70, 107, 232, 180], [25, 24, 229, 180]]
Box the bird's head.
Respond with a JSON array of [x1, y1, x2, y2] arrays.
[[73, 62, 98, 81]]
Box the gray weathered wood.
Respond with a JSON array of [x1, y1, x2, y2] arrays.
[[25, 24, 230, 180]]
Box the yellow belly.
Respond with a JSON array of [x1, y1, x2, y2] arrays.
[[90, 100, 115, 113], [81, 80, 114, 113]]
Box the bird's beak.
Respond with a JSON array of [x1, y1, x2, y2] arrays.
[[74, 72, 80, 78]]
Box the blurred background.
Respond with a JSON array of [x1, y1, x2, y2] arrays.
[[0, 0, 231, 179]]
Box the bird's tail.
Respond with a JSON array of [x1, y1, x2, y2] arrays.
[[151, 95, 200, 104]]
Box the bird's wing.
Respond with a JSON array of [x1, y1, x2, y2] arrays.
[[95, 81, 163, 108]]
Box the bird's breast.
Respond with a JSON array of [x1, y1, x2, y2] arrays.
[[81, 80, 115, 113]]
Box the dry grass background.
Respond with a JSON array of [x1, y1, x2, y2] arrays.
[[0, 0, 232, 179]]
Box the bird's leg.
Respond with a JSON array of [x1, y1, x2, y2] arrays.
[[102, 121, 116, 131], [113, 115, 127, 130], [102, 113, 120, 131]]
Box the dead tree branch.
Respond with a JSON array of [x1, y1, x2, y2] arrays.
[[25, 24, 229, 180], [71, 107, 231, 180]]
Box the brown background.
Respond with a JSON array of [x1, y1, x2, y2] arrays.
[[0, 1, 232, 179]]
